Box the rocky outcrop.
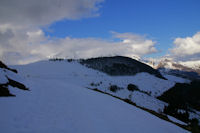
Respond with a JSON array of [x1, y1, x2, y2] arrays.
[[0, 61, 28, 96], [0, 61, 17, 73]]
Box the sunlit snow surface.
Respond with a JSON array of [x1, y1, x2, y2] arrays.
[[167, 115, 187, 126], [0, 60, 189, 133], [0, 69, 8, 84]]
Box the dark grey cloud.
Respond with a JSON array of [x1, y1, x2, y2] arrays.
[[0, 0, 103, 26], [0, 29, 14, 47]]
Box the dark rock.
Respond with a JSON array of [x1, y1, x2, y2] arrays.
[[7, 78, 29, 91], [157, 80, 200, 111], [49, 58, 64, 61], [0, 61, 29, 97], [127, 84, 139, 91], [0, 61, 17, 73], [163, 104, 190, 123], [109, 85, 123, 92], [0, 85, 15, 97]]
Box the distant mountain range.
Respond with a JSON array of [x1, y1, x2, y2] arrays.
[[146, 58, 200, 73], [141, 58, 200, 80]]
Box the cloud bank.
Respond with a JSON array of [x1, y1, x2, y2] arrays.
[[0, 0, 159, 65], [0, 0, 102, 64], [0, 28, 158, 64], [170, 32, 200, 61]]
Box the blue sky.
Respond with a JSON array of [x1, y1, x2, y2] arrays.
[[44, 0, 200, 58], [1, 0, 200, 64]]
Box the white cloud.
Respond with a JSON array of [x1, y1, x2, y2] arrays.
[[40, 32, 157, 59], [113, 32, 157, 56], [0, 0, 104, 64], [0, 29, 158, 64], [0, 0, 158, 65], [170, 32, 200, 61]]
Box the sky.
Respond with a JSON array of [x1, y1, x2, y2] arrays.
[[0, 0, 200, 64]]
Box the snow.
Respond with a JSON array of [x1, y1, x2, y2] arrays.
[[0, 60, 190, 133], [0, 69, 8, 84], [87, 72, 175, 97], [0, 66, 27, 88], [131, 91, 168, 112], [165, 62, 175, 69], [11, 60, 177, 114], [13, 61, 176, 97], [188, 110, 200, 124], [179, 60, 200, 69], [168, 115, 187, 125], [163, 74, 190, 83]]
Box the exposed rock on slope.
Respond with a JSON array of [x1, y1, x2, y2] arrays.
[[0, 61, 17, 73], [0, 61, 28, 96]]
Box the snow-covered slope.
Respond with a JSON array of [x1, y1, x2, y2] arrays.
[[0, 60, 189, 133], [13, 60, 176, 113]]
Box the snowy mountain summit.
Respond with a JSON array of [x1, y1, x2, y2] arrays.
[[0, 57, 200, 133]]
